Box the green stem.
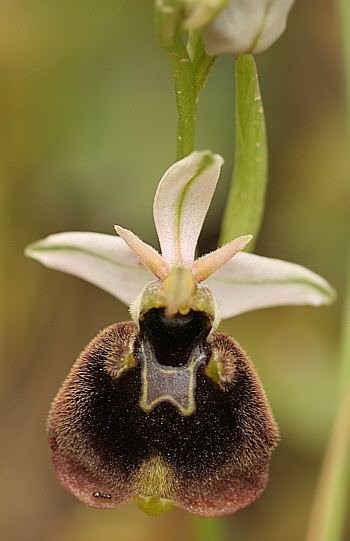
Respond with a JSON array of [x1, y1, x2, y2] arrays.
[[192, 516, 226, 541], [153, 0, 197, 160], [304, 1, 350, 539], [219, 55, 268, 250], [166, 31, 197, 161]]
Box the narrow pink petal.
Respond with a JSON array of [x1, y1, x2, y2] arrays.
[[153, 151, 224, 266], [191, 235, 252, 283], [114, 225, 168, 279]]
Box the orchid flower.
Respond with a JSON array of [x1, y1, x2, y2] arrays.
[[25, 150, 335, 518]]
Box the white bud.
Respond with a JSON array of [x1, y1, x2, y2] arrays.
[[200, 0, 295, 55]]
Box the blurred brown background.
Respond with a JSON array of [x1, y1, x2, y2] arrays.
[[1, 0, 349, 540]]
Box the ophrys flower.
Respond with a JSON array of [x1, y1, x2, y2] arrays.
[[25, 150, 335, 517]]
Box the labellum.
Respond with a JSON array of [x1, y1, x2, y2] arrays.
[[48, 274, 279, 517]]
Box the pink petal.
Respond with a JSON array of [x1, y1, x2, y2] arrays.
[[191, 235, 252, 282], [115, 225, 168, 279]]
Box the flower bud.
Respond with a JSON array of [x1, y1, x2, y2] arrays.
[[200, 0, 295, 55]]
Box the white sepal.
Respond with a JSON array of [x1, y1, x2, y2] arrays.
[[25, 232, 153, 306], [206, 251, 336, 319], [153, 150, 224, 266]]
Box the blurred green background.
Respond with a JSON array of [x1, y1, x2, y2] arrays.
[[1, 0, 349, 540]]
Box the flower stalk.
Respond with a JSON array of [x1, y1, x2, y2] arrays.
[[166, 32, 197, 160], [154, 3, 219, 160], [154, 1, 197, 160]]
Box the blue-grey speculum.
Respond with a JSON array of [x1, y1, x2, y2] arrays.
[[137, 308, 211, 415]]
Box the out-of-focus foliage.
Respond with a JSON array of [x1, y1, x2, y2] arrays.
[[1, 1, 348, 540]]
